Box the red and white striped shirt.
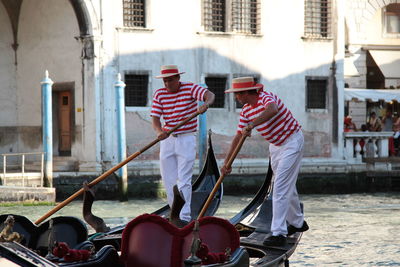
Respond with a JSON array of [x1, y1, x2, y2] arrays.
[[151, 82, 208, 134], [237, 91, 301, 146]]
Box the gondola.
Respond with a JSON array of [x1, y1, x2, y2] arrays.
[[116, 161, 304, 267], [0, 146, 305, 267], [114, 161, 301, 267], [89, 131, 223, 251], [234, 162, 304, 267], [0, 133, 223, 266]]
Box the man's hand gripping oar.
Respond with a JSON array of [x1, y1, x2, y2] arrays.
[[35, 111, 202, 225]]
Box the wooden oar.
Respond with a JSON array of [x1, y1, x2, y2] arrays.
[[35, 111, 201, 225], [197, 133, 248, 219]]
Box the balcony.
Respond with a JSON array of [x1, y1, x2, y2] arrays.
[[344, 132, 396, 163]]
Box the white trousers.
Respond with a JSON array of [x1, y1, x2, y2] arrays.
[[160, 133, 196, 222], [269, 130, 304, 236]]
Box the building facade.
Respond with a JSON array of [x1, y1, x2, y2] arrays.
[[0, 0, 347, 175], [344, 0, 400, 130]]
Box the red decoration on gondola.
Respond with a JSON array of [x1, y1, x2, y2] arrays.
[[53, 242, 91, 262]]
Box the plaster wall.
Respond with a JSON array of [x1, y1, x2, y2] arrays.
[[0, 0, 89, 159], [0, 0, 345, 171], [17, 0, 81, 125], [96, 0, 339, 162], [0, 4, 18, 126]]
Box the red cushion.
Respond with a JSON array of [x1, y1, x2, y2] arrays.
[[120, 214, 239, 267]]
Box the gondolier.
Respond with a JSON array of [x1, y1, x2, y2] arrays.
[[221, 77, 308, 246], [151, 64, 215, 225]]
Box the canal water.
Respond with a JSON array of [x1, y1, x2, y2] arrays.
[[1, 193, 400, 266]]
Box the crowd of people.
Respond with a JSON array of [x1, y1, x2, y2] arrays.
[[344, 110, 400, 156]]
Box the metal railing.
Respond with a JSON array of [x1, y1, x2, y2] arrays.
[[1, 152, 45, 187]]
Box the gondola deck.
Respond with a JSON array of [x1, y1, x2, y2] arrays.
[[0, 136, 305, 266]]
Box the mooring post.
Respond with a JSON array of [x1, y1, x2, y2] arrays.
[[41, 70, 53, 187], [115, 73, 128, 201], [198, 84, 208, 170]]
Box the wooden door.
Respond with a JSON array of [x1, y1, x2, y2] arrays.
[[58, 91, 71, 155]]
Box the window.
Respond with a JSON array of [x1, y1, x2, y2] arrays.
[[125, 74, 148, 107], [306, 78, 327, 109], [203, 0, 260, 34], [204, 0, 226, 32], [304, 0, 331, 38], [384, 4, 400, 35], [232, 0, 260, 34], [205, 77, 227, 108], [123, 0, 145, 28]]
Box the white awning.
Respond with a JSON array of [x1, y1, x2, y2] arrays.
[[345, 88, 400, 102], [368, 50, 400, 78]]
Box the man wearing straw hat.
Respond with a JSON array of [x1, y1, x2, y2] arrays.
[[221, 77, 308, 246], [151, 65, 215, 226]]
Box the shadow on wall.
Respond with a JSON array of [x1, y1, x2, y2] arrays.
[[111, 47, 337, 160]]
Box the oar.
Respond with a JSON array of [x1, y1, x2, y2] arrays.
[[35, 111, 201, 225], [197, 133, 248, 219]]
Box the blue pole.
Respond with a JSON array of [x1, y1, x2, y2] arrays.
[[198, 83, 208, 169], [115, 73, 128, 201], [41, 70, 53, 187]]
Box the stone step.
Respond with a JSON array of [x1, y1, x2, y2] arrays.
[[0, 173, 43, 187], [0, 186, 55, 202], [23, 157, 78, 172]]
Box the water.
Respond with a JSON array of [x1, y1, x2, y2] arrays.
[[1, 193, 400, 266], [292, 194, 400, 266]]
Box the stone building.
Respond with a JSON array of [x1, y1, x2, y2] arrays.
[[344, 0, 400, 128], [0, 0, 350, 177]]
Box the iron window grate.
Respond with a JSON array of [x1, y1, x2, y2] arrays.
[[204, 0, 226, 32], [125, 74, 148, 107], [304, 0, 331, 38], [123, 0, 145, 28], [205, 77, 227, 108], [232, 0, 260, 34], [306, 79, 327, 109]]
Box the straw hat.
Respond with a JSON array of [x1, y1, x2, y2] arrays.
[[155, 65, 185, 78], [225, 77, 263, 93]]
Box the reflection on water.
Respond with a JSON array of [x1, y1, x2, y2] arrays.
[[1, 193, 400, 266]]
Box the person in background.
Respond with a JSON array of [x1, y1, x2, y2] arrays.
[[344, 115, 357, 132], [382, 110, 393, 132], [393, 113, 400, 156], [359, 124, 369, 156], [360, 124, 368, 132], [367, 112, 382, 132], [151, 64, 215, 226], [221, 77, 308, 247]]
